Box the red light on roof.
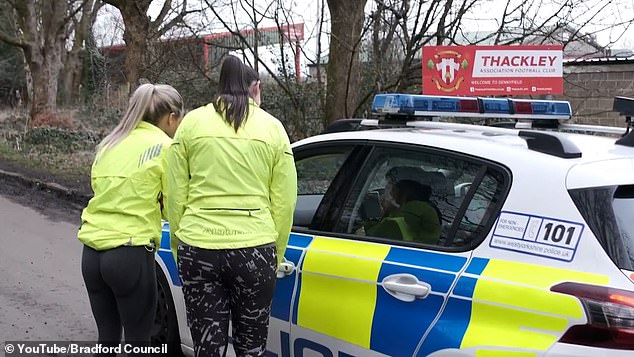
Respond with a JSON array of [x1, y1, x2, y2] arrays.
[[514, 101, 533, 114], [459, 99, 480, 113]]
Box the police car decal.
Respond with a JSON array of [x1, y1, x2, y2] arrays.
[[489, 211, 584, 262]]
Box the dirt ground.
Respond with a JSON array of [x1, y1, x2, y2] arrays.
[[0, 172, 96, 344]]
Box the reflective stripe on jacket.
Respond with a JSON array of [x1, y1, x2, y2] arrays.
[[78, 121, 172, 250], [166, 99, 297, 265]]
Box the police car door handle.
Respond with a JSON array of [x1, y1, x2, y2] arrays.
[[276, 260, 295, 279], [382, 274, 431, 302]]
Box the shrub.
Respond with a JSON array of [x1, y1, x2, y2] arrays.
[[23, 127, 103, 153], [30, 111, 75, 129]]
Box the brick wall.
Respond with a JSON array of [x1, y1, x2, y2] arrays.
[[561, 62, 634, 126]]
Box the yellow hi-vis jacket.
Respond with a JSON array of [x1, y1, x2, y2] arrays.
[[78, 121, 172, 250], [166, 99, 297, 265]]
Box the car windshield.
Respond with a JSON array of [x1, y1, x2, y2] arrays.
[[569, 185, 634, 271]]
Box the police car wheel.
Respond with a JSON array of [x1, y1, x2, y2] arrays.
[[151, 265, 183, 356]]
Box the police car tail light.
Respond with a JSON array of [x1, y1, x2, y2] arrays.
[[551, 282, 634, 349]]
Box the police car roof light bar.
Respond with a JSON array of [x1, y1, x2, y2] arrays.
[[371, 93, 573, 121]]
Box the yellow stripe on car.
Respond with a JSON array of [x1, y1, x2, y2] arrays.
[[476, 259, 609, 288], [475, 349, 538, 357], [461, 259, 609, 352], [297, 237, 390, 348]]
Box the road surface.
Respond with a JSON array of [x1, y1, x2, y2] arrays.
[[0, 179, 96, 344]]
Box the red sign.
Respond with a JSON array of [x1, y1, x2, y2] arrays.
[[422, 45, 563, 96]]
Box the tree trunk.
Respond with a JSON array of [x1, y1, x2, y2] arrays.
[[22, 52, 33, 107], [325, 0, 368, 124], [113, 0, 153, 93], [0, 0, 74, 123], [122, 25, 146, 92], [103, 0, 189, 93], [60, 0, 101, 105], [60, 50, 83, 104], [26, 45, 63, 121]]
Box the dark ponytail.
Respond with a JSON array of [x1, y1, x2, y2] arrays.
[[212, 55, 260, 131]]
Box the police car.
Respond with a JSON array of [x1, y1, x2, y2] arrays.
[[152, 94, 634, 356]]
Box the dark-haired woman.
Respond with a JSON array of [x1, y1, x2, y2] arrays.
[[166, 55, 297, 356]]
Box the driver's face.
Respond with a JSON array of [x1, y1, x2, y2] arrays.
[[380, 181, 400, 215]]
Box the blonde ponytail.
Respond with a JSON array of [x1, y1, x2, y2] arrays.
[[96, 83, 184, 154]]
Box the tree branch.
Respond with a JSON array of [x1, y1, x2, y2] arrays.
[[0, 30, 27, 49], [435, 0, 453, 45], [494, 0, 513, 45], [156, 0, 194, 37], [154, 0, 173, 26], [59, 0, 91, 34]]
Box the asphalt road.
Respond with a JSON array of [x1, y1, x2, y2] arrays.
[[0, 179, 96, 344]]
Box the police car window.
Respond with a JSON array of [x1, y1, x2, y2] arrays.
[[333, 146, 506, 250], [569, 185, 634, 270], [294, 151, 350, 227], [444, 170, 506, 247]]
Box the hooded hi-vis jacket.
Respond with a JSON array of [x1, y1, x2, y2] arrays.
[[166, 99, 297, 265], [365, 200, 442, 244], [78, 121, 171, 250]]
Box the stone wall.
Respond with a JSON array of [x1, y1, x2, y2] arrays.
[[561, 61, 634, 126]]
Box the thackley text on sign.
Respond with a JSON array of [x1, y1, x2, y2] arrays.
[[422, 45, 564, 96], [473, 50, 563, 77]]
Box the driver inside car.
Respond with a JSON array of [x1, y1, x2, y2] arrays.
[[364, 177, 442, 244]]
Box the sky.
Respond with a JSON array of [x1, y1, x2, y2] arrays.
[[470, 0, 634, 49], [93, 0, 634, 76]]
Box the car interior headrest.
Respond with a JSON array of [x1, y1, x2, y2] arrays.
[[387, 166, 451, 198]]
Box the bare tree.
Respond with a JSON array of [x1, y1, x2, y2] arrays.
[[203, 0, 324, 136], [102, 0, 193, 92], [315, 0, 327, 94], [0, 0, 86, 120], [325, 0, 369, 123], [60, 0, 103, 105], [351, 0, 634, 117], [84, 0, 633, 134]]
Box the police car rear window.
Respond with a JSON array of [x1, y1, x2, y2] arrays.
[[569, 185, 634, 271]]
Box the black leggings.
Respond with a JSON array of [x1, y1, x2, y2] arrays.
[[178, 243, 277, 357], [81, 245, 157, 352]]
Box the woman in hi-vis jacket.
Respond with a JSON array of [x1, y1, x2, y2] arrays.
[[78, 83, 183, 351], [166, 55, 297, 357]]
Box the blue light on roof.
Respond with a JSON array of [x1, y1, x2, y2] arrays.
[[371, 93, 572, 120], [480, 98, 511, 114]]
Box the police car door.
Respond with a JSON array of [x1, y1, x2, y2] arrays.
[[287, 143, 508, 357], [267, 143, 366, 357]]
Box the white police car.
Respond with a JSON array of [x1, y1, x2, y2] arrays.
[[152, 94, 634, 356]]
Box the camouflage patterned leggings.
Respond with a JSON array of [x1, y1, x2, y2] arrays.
[[177, 243, 277, 357]]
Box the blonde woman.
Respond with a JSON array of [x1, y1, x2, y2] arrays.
[[78, 83, 183, 349], [167, 56, 297, 356]]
